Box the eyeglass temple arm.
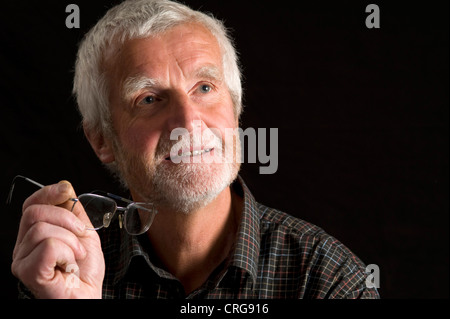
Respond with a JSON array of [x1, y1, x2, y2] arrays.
[[6, 175, 78, 206], [105, 192, 154, 212], [6, 175, 45, 205], [106, 192, 133, 204]]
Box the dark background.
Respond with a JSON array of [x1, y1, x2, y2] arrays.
[[0, 0, 448, 299]]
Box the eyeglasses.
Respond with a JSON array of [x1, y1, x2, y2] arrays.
[[7, 175, 158, 235]]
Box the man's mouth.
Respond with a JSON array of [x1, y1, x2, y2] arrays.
[[165, 147, 214, 161]]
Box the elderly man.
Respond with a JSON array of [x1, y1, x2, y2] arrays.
[[11, 0, 379, 299]]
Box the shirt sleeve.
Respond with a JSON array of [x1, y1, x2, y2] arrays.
[[17, 281, 35, 299], [303, 234, 380, 299]]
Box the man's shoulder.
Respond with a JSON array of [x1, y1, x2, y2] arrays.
[[255, 202, 366, 268], [253, 203, 378, 298], [256, 202, 326, 240]]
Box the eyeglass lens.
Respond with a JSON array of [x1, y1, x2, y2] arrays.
[[77, 194, 116, 230], [124, 203, 156, 235], [76, 194, 156, 235]]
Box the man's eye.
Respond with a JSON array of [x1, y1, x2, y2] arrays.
[[199, 84, 212, 93], [140, 95, 155, 104]]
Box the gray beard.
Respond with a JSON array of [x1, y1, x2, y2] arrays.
[[106, 136, 240, 214]]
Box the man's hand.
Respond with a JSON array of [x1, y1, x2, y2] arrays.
[[11, 181, 105, 298]]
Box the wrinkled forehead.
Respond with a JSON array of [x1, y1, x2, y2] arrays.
[[103, 23, 224, 92]]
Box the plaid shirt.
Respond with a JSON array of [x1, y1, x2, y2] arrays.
[[19, 176, 379, 299], [98, 176, 379, 299]]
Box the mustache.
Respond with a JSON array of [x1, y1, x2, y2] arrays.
[[154, 128, 224, 161]]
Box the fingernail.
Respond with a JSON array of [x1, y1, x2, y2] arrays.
[[58, 180, 71, 193]]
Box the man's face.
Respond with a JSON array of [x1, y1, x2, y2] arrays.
[[104, 22, 240, 213]]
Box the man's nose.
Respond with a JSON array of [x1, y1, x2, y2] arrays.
[[166, 92, 203, 133]]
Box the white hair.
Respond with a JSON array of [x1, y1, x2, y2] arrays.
[[73, 0, 243, 136]]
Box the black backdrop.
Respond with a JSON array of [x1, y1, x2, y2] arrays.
[[0, 0, 448, 299]]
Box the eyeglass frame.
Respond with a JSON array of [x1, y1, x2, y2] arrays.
[[7, 175, 158, 235]]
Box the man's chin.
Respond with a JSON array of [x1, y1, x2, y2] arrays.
[[155, 193, 216, 215], [111, 147, 240, 214], [151, 162, 239, 214]]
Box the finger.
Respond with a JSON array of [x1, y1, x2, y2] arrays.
[[14, 221, 86, 262], [70, 198, 95, 230], [55, 180, 86, 212], [12, 238, 77, 297], [15, 204, 86, 248], [22, 180, 94, 230], [49, 181, 94, 228], [23, 181, 77, 212]]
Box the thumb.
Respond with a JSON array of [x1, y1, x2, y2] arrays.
[[57, 181, 94, 229], [56, 180, 77, 211]]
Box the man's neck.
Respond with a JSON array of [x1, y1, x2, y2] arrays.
[[142, 186, 242, 294]]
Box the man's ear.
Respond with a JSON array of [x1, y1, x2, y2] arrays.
[[83, 126, 115, 164]]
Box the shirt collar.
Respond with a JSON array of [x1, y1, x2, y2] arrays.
[[112, 175, 261, 286], [227, 175, 260, 287]]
